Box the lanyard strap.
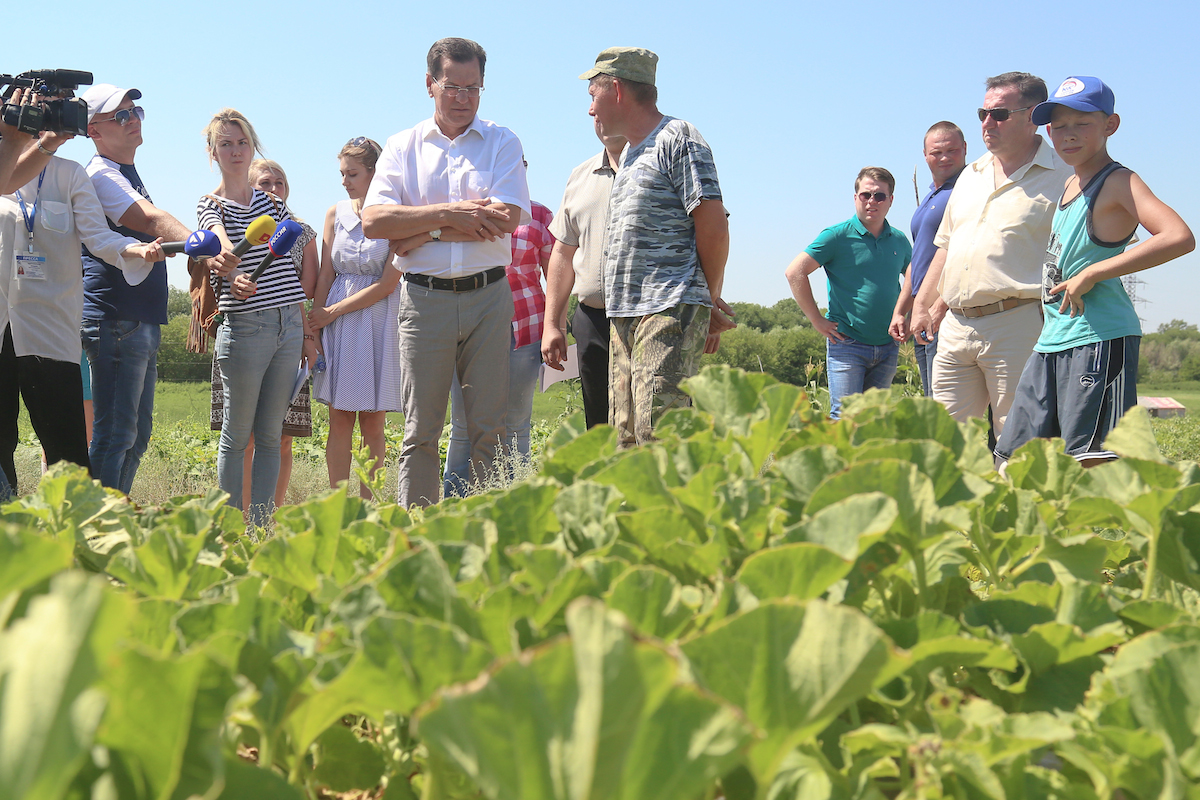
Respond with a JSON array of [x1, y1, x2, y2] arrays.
[[15, 168, 47, 251]]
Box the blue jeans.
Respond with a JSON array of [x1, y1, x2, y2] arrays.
[[82, 318, 160, 494], [826, 337, 899, 419], [215, 305, 303, 527], [443, 335, 542, 497], [915, 333, 938, 398]]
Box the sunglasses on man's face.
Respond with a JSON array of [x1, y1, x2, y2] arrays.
[[98, 106, 145, 126], [977, 106, 1030, 122], [857, 191, 889, 203]]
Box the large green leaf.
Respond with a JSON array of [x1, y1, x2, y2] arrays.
[[590, 449, 678, 509], [604, 566, 693, 639], [780, 493, 897, 559], [95, 650, 235, 800], [0, 526, 74, 599], [683, 365, 781, 438], [1103, 406, 1167, 463], [735, 544, 853, 601], [105, 523, 220, 601], [284, 613, 494, 757], [880, 611, 1018, 673], [850, 440, 962, 501], [681, 599, 907, 784], [415, 599, 753, 800], [805, 460, 938, 544], [770, 446, 845, 508], [215, 757, 303, 799], [311, 724, 386, 793], [616, 508, 726, 583], [1106, 626, 1200, 764], [1003, 439, 1084, 500], [477, 481, 562, 547], [373, 546, 483, 639], [539, 424, 618, 485], [0, 573, 129, 800], [553, 481, 623, 555]]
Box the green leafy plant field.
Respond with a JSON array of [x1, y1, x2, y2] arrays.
[[4, 366, 1200, 800]]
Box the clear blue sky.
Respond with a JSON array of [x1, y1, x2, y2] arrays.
[[10, 0, 1199, 332]]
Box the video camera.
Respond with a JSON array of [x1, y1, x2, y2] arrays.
[[0, 69, 93, 137]]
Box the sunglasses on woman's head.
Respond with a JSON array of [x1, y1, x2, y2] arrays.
[[346, 136, 379, 153]]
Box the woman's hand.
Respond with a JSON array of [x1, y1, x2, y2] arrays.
[[231, 272, 257, 300], [204, 248, 241, 277], [308, 305, 336, 331]]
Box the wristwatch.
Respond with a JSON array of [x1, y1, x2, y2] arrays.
[[430, 228, 442, 241]]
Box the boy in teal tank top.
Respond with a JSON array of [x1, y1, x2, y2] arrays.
[[996, 76, 1195, 468]]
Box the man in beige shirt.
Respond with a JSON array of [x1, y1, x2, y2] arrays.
[[541, 122, 626, 429], [911, 72, 1071, 440]]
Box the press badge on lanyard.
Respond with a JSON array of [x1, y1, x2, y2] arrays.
[[14, 168, 48, 280]]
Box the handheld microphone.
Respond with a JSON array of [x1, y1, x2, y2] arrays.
[[232, 214, 276, 257], [162, 230, 221, 258], [248, 220, 303, 282]]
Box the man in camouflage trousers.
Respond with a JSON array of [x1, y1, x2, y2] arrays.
[[581, 46, 733, 446]]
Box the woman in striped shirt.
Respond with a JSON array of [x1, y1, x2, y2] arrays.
[[197, 108, 316, 526]]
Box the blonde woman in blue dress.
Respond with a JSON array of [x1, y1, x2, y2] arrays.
[[309, 138, 419, 497]]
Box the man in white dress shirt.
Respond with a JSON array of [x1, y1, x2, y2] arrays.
[[363, 37, 530, 507]]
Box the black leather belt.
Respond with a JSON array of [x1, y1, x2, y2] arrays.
[[403, 266, 507, 292]]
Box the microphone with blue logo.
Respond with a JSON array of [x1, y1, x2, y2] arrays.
[[248, 220, 303, 282], [161, 230, 222, 258]]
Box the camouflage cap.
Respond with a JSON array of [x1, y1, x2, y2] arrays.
[[579, 47, 658, 85]]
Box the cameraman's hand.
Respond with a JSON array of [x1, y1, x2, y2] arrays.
[[37, 130, 74, 154], [0, 89, 33, 142]]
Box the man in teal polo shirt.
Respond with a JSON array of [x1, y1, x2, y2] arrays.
[[785, 166, 912, 418]]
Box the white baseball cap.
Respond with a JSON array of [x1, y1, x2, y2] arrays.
[[80, 84, 142, 123]]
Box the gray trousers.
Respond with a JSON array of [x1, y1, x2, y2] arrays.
[[396, 277, 513, 507]]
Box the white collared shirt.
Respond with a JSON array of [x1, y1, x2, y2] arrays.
[[0, 157, 144, 362], [364, 116, 531, 279], [934, 137, 1072, 308]]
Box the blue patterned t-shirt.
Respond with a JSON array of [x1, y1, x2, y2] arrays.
[[603, 116, 723, 317]]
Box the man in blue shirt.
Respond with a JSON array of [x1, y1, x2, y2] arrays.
[[786, 167, 913, 419], [80, 84, 192, 494], [890, 122, 967, 396]]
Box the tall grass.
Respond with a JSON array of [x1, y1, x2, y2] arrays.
[[13, 380, 581, 506]]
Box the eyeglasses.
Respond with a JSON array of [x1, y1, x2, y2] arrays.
[[977, 106, 1031, 122], [345, 136, 379, 152], [432, 78, 484, 101], [97, 105, 145, 126], [857, 191, 890, 203]]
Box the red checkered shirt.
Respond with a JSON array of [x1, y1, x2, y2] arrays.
[[507, 201, 555, 348]]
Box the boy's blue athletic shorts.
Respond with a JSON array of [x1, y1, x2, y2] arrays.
[[995, 336, 1140, 463]]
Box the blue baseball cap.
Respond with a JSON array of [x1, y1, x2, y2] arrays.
[[1031, 76, 1115, 125]]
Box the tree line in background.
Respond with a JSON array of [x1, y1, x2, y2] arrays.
[[1140, 319, 1200, 383], [158, 287, 212, 381], [159, 288, 1194, 388], [156, 290, 838, 386]]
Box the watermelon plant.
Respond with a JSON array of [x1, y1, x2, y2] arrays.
[[2, 365, 1200, 800]]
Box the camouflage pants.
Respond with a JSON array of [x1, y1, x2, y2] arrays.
[[609, 304, 710, 447]]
